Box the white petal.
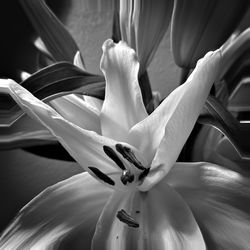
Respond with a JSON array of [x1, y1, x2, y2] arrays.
[[167, 162, 250, 250], [34, 36, 51, 58], [0, 79, 124, 186], [152, 91, 162, 109], [0, 172, 112, 249], [50, 94, 101, 133], [73, 51, 103, 111], [0, 115, 55, 147], [52, 51, 102, 131], [20, 71, 31, 81], [83, 95, 103, 112], [134, 49, 222, 191], [73, 50, 85, 70], [92, 184, 205, 250], [100, 39, 147, 142]]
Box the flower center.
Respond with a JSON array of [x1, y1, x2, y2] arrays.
[[88, 143, 150, 191]]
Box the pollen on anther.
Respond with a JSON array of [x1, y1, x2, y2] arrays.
[[116, 209, 139, 228]]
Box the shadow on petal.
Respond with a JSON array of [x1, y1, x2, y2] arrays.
[[92, 182, 205, 250], [0, 149, 82, 232], [167, 162, 250, 250], [0, 172, 112, 249]]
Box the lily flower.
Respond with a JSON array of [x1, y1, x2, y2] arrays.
[[1, 39, 250, 250], [0, 0, 173, 150], [171, 0, 249, 69]]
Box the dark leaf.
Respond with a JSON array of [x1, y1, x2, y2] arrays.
[[198, 95, 250, 159], [0, 62, 105, 149], [0, 62, 105, 121], [138, 70, 153, 114], [20, 62, 105, 101], [221, 28, 250, 79], [171, 0, 249, 68], [227, 78, 250, 113], [224, 50, 250, 95], [111, 0, 121, 43], [19, 0, 81, 63]]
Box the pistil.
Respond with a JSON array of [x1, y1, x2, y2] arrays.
[[120, 170, 135, 185]]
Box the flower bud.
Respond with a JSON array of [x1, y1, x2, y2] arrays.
[[171, 0, 249, 68], [120, 0, 174, 75]]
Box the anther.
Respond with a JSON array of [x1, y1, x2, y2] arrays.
[[116, 209, 139, 228], [103, 145, 126, 170], [88, 166, 115, 186], [115, 144, 146, 170], [138, 167, 150, 181]]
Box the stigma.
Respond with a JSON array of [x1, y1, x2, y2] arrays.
[[104, 143, 150, 189]]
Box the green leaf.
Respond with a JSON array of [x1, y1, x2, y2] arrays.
[[224, 50, 250, 95], [19, 0, 81, 63], [221, 28, 250, 78], [0, 63, 105, 149], [198, 95, 250, 159], [21, 62, 105, 101], [0, 62, 105, 120]]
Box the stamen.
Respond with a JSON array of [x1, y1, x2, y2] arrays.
[[88, 166, 115, 186], [103, 145, 126, 170], [120, 170, 134, 185], [138, 167, 150, 181], [115, 144, 146, 170], [116, 209, 139, 228]]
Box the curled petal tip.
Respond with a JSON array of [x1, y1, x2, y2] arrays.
[[200, 48, 222, 63], [102, 39, 137, 58], [73, 51, 85, 70], [102, 39, 115, 52], [195, 48, 222, 79], [212, 48, 222, 58], [100, 38, 140, 78], [0, 78, 13, 91]]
